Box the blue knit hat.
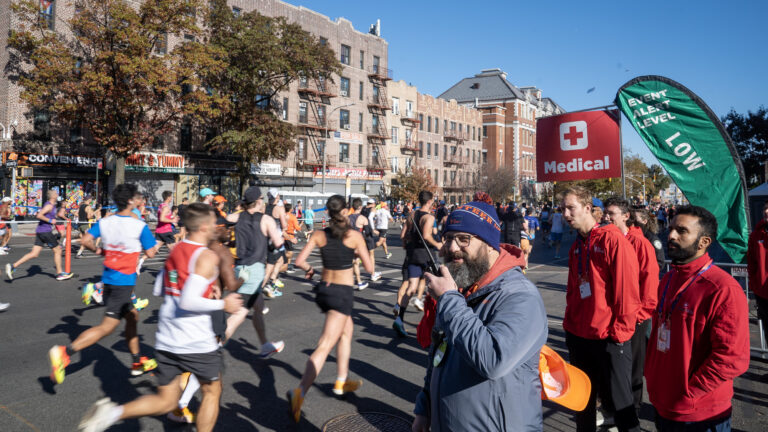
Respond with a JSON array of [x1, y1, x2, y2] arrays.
[[445, 201, 501, 251]]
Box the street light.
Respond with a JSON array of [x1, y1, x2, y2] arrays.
[[323, 102, 355, 194]]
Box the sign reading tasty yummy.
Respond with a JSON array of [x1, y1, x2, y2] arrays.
[[536, 110, 621, 182]]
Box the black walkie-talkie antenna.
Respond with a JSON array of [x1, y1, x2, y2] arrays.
[[412, 214, 440, 275]]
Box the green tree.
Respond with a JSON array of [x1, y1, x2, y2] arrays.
[[722, 106, 768, 188], [8, 0, 221, 183], [203, 0, 341, 185], [391, 167, 436, 203]]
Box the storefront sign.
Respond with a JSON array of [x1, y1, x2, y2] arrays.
[[125, 152, 185, 174], [250, 163, 282, 176], [313, 166, 384, 180], [332, 131, 365, 144], [3, 152, 101, 169]]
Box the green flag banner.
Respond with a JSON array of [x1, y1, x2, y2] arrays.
[[615, 75, 749, 263]]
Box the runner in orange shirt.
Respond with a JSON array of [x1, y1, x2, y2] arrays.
[[282, 204, 301, 273]]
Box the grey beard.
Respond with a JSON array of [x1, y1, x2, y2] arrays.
[[446, 250, 491, 289]]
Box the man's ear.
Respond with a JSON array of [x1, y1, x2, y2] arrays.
[[697, 235, 712, 252]]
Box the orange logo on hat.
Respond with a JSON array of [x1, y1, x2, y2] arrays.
[[539, 345, 591, 411]]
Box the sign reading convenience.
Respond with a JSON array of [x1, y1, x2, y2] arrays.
[[536, 110, 621, 182]]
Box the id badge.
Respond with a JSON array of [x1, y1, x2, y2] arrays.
[[579, 280, 592, 299], [656, 320, 671, 352], [433, 341, 447, 367]]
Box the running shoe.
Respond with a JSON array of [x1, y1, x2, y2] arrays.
[[258, 341, 285, 359], [132, 297, 149, 311], [5, 263, 13, 281], [136, 258, 145, 275], [413, 298, 425, 311], [286, 265, 296, 274], [273, 279, 285, 289], [78, 398, 118, 432], [0, 249, 7, 255], [82, 283, 95, 305], [392, 304, 400, 316], [272, 287, 284, 297], [287, 387, 303, 423], [130, 356, 158, 376], [393, 317, 407, 338], [167, 407, 196, 424], [263, 286, 276, 299], [385, 252, 392, 259], [356, 282, 368, 291], [2, 246, 9, 252], [333, 379, 363, 396], [56, 272, 74, 281], [0, 302, 8, 311], [76, 250, 83, 258], [371, 272, 382, 282], [262, 306, 269, 315], [48, 345, 71, 384]]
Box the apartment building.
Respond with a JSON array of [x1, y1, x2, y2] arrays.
[[439, 68, 564, 201], [385, 79, 419, 190]]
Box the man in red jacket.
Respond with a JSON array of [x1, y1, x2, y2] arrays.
[[604, 197, 659, 410], [561, 186, 641, 432], [747, 201, 768, 348], [645, 205, 749, 431]]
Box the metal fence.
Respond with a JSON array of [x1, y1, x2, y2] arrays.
[[664, 260, 767, 359]]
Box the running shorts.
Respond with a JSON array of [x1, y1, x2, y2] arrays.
[[78, 224, 90, 235], [267, 246, 285, 265], [103, 284, 135, 319], [238, 293, 260, 310], [154, 349, 223, 386], [156, 231, 176, 245], [34, 231, 59, 248], [377, 229, 388, 240], [407, 263, 426, 279], [284, 240, 294, 252], [235, 262, 266, 296], [365, 236, 376, 251], [315, 282, 354, 316], [551, 232, 563, 242]]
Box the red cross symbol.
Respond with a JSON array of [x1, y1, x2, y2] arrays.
[[563, 126, 584, 147]]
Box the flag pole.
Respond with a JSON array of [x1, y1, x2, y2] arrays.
[[620, 115, 626, 199]]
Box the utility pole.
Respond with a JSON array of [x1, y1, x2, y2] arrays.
[[642, 174, 646, 205]]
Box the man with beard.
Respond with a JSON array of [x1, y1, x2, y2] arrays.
[[645, 206, 749, 431], [411, 198, 548, 431], [561, 186, 641, 432]]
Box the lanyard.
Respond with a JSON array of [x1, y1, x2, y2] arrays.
[[657, 260, 713, 321], [576, 226, 597, 279]]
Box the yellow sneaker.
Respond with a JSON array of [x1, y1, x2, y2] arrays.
[[333, 379, 362, 395], [167, 407, 196, 423], [81, 283, 95, 305], [48, 345, 70, 384], [287, 387, 303, 423], [131, 356, 158, 376]]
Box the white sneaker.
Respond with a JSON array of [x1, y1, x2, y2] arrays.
[[136, 258, 145, 275], [5, 263, 13, 281], [0, 249, 7, 255], [258, 341, 285, 359], [414, 298, 424, 311], [262, 306, 269, 315], [0, 302, 9, 311], [91, 289, 103, 305], [371, 272, 382, 282], [356, 282, 368, 290], [385, 253, 392, 259], [79, 398, 119, 432]]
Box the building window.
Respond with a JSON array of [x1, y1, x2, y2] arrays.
[[298, 138, 306, 159], [317, 140, 325, 158], [444, 145, 447, 159], [435, 117, 439, 134], [151, 135, 163, 149], [155, 33, 168, 55], [358, 112, 363, 132], [340, 44, 351, 65], [299, 102, 307, 123], [405, 129, 412, 145], [391, 127, 398, 144], [392, 97, 400, 115], [373, 55, 380, 74], [434, 143, 439, 158], [358, 144, 363, 164], [340, 77, 350, 97], [483, 150, 487, 164], [483, 126, 488, 138], [427, 116, 432, 132], [232, 6, 241, 17], [319, 37, 327, 46], [392, 157, 398, 173], [282, 98, 288, 120], [434, 169, 438, 183], [339, 143, 349, 163], [317, 105, 326, 125], [359, 81, 363, 100], [426, 142, 431, 158], [443, 171, 447, 184], [372, 114, 380, 129], [40, 0, 56, 30], [359, 50, 364, 69], [179, 122, 192, 151], [33, 110, 51, 140], [419, 114, 424, 130], [473, 126, 476, 140], [419, 141, 423, 158], [339, 109, 350, 129], [406, 101, 414, 117]]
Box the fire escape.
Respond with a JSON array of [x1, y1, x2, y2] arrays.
[[296, 76, 337, 174], [400, 110, 420, 157], [366, 65, 392, 172]]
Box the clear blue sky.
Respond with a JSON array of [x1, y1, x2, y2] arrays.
[[287, 0, 767, 165]]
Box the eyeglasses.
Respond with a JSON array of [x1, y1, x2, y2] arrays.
[[444, 233, 477, 248]]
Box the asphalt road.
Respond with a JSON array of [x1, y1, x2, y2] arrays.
[[0, 230, 766, 431]]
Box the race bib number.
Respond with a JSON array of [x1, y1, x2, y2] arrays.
[[579, 281, 592, 299], [657, 321, 671, 352]]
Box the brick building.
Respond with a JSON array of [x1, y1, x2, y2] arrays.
[[439, 68, 564, 201]]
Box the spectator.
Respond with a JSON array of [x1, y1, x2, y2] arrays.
[[748, 201, 768, 347]]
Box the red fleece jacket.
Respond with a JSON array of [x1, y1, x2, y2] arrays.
[[645, 253, 750, 422], [747, 219, 768, 299], [626, 226, 660, 323]]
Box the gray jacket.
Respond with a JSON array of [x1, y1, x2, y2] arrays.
[[414, 261, 548, 431]]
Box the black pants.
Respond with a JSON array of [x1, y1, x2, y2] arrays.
[[566, 331, 640, 432], [756, 295, 768, 346], [631, 319, 651, 409]]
